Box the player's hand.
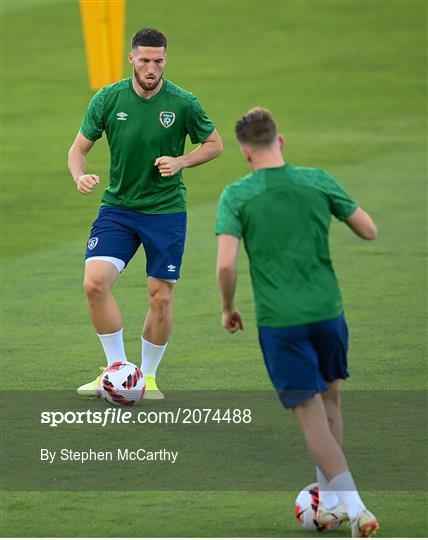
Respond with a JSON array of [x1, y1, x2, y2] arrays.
[[154, 156, 184, 177], [222, 309, 244, 333], [76, 174, 100, 195]]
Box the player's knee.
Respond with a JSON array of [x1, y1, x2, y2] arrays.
[[323, 389, 341, 407], [83, 274, 110, 298], [149, 290, 172, 318]]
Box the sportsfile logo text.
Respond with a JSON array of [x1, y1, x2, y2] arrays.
[[40, 407, 252, 427]]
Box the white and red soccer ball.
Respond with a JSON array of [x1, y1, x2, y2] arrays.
[[99, 361, 146, 406], [295, 482, 341, 532]]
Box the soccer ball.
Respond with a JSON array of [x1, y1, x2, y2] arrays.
[[295, 482, 341, 532], [99, 361, 146, 406]]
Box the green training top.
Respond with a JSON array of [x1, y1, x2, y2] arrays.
[[80, 77, 215, 214], [215, 164, 358, 327]]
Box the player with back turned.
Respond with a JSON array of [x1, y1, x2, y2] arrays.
[[215, 108, 379, 537], [68, 28, 222, 398]]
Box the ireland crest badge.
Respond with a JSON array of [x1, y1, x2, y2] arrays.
[[159, 111, 176, 128]]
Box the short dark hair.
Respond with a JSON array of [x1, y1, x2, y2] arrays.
[[131, 28, 167, 49], [235, 108, 277, 147]]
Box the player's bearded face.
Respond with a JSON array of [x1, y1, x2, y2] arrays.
[[131, 47, 166, 91]]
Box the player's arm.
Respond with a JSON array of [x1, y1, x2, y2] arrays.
[[181, 128, 223, 168], [216, 234, 244, 333], [67, 132, 100, 195], [345, 207, 378, 240], [155, 129, 223, 177]]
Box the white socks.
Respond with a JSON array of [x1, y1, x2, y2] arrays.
[[316, 467, 339, 510], [328, 471, 366, 520], [141, 337, 167, 378], [97, 329, 127, 366], [96, 331, 167, 377]]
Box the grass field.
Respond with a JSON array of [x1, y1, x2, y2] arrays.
[[1, 0, 427, 537]]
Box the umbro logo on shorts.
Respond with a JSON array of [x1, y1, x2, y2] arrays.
[[167, 264, 176, 272], [87, 237, 98, 250], [116, 112, 128, 121]]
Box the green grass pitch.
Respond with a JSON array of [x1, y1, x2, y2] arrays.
[[1, 0, 427, 537]]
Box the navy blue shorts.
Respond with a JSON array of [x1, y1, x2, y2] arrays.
[[85, 206, 187, 281], [258, 314, 349, 409]]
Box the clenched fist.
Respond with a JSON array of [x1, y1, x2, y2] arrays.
[[222, 309, 244, 333], [76, 174, 100, 195], [154, 156, 184, 177]]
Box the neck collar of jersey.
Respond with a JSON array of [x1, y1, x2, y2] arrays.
[[254, 163, 289, 173]]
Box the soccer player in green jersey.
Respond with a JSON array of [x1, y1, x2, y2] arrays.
[[215, 108, 379, 537], [68, 28, 222, 399]]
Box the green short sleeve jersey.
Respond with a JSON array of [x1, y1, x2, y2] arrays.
[[80, 78, 215, 214], [215, 164, 358, 327]]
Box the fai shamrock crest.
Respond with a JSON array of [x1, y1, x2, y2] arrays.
[[87, 237, 98, 250], [159, 111, 176, 128]]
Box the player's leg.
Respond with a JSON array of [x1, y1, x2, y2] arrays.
[[293, 395, 378, 537], [310, 316, 379, 536], [84, 260, 122, 334], [311, 316, 348, 515], [322, 379, 344, 445], [143, 277, 175, 344], [293, 393, 348, 478], [316, 379, 344, 514], [78, 260, 125, 396], [258, 324, 378, 537], [78, 207, 140, 396], [141, 278, 175, 398], [258, 324, 347, 478], [137, 212, 186, 399], [83, 259, 129, 364]]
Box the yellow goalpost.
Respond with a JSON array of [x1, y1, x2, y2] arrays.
[[79, 0, 126, 91]]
